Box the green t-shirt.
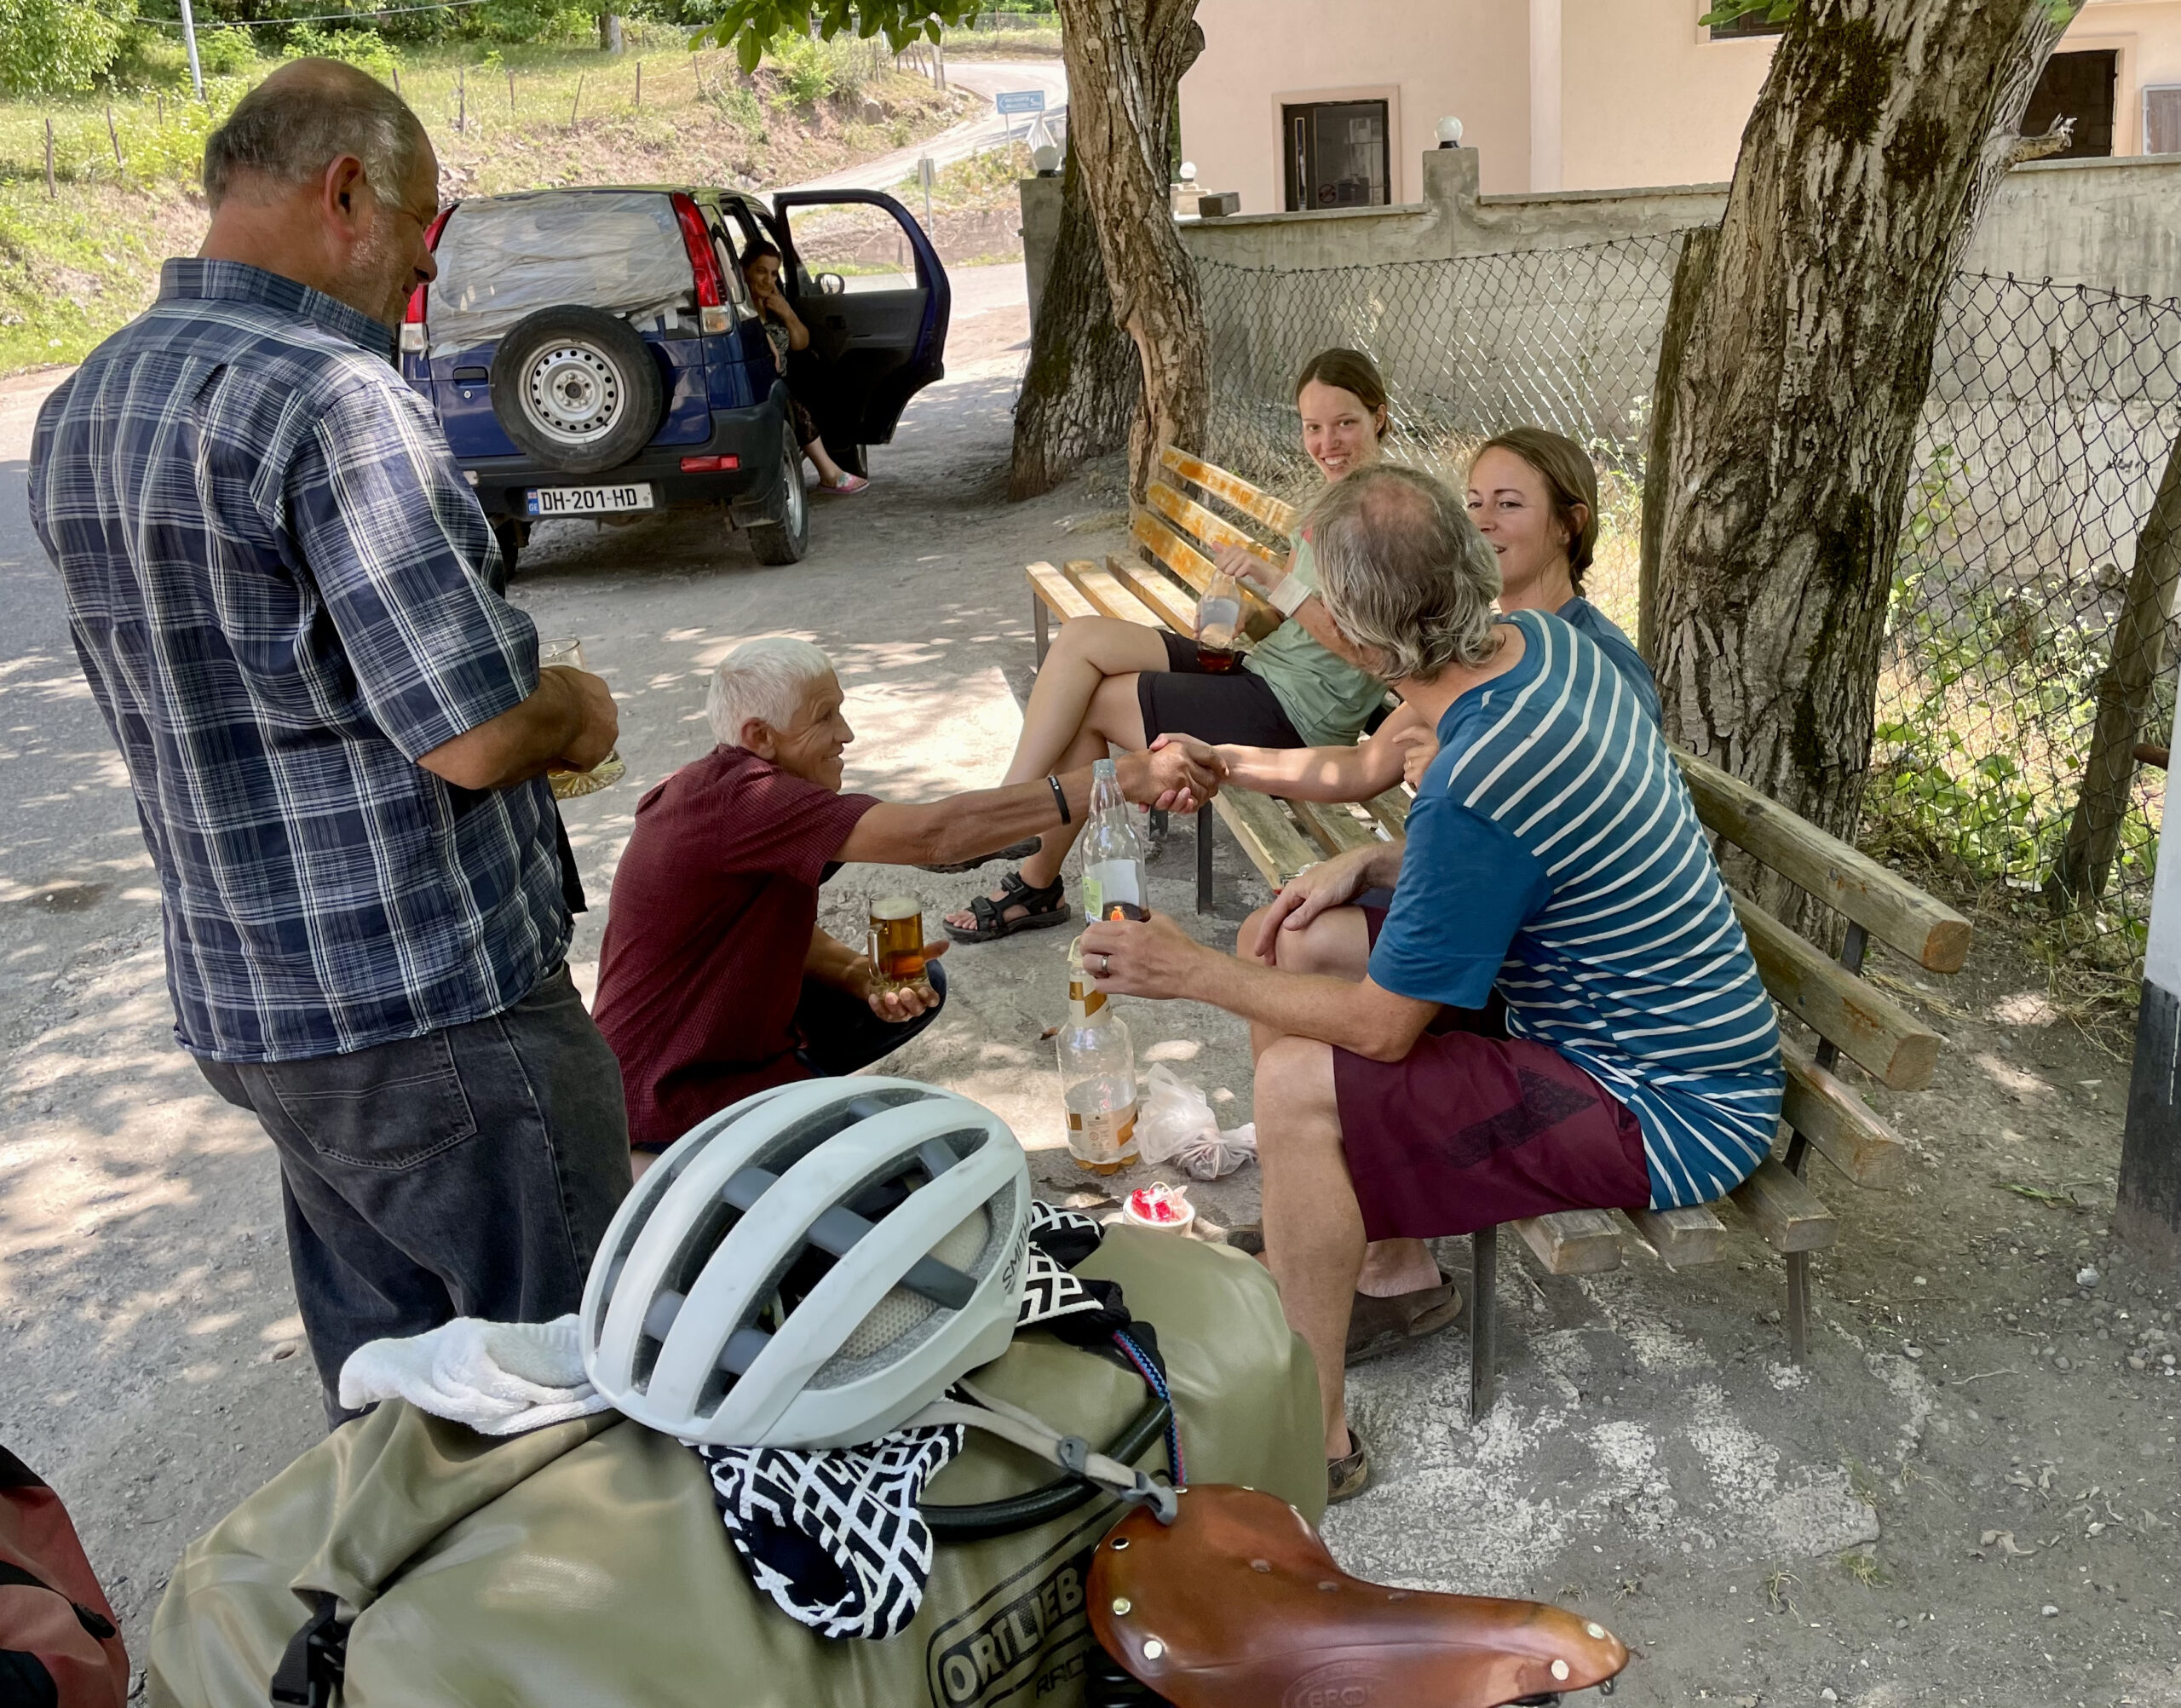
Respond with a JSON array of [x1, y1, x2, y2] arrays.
[[1241, 532, 1386, 746]]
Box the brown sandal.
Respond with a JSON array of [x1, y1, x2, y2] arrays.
[[1345, 1271, 1463, 1366], [1327, 1426, 1372, 1504]]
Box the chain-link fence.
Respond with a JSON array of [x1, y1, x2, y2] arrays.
[[1197, 240, 2181, 967]]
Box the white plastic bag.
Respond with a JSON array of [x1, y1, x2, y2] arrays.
[[1136, 1067, 1257, 1180]]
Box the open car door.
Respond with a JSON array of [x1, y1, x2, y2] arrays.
[[768, 188, 950, 475]]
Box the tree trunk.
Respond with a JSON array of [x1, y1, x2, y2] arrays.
[[1051, 0, 1207, 501], [598, 12, 623, 53], [1645, 0, 2066, 881], [1009, 136, 1142, 500], [2046, 428, 2181, 909]]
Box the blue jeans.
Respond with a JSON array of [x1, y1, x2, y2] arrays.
[[199, 965, 631, 1427]]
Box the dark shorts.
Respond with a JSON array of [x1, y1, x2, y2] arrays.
[[1333, 901, 1651, 1240], [1137, 630, 1306, 748]]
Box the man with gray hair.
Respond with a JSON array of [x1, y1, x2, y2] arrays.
[[1082, 466, 1781, 1504], [594, 636, 1220, 1169], [28, 60, 628, 1424]]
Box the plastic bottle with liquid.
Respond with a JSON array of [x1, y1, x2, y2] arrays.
[[1079, 757, 1148, 923], [1060, 935, 1139, 1173]]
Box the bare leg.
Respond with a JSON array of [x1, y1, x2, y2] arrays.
[[1256, 1036, 1365, 1459], [945, 668, 1153, 930], [1001, 617, 1170, 786], [803, 438, 853, 487], [1237, 903, 1436, 1298]]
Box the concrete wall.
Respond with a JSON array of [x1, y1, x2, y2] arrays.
[[1173, 145, 2181, 302]]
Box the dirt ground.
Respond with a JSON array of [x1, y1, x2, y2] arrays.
[[2, 289, 2178, 1705]]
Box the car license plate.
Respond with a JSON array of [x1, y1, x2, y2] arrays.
[[527, 483, 654, 517]]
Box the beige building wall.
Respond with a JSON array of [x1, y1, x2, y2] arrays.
[[1558, 0, 1774, 190], [1178, 0, 1534, 212], [1183, 0, 2181, 206]]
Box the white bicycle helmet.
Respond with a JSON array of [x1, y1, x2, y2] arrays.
[[581, 1077, 1031, 1449]]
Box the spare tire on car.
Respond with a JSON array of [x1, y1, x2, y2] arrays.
[[490, 305, 665, 476]]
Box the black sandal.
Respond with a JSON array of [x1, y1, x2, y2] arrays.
[[945, 871, 1073, 944]]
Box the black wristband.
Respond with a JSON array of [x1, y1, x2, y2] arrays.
[[1048, 774, 1071, 824]]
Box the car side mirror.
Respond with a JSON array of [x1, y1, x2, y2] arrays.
[[817, 273, 847, 296]]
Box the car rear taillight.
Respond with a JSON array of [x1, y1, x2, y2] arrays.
[[680, 455, 740, 473], [401, 206, 457, 355], [670, 193, 733, 336]]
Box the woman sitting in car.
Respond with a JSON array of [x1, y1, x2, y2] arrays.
[[740, 239, 870, 497]]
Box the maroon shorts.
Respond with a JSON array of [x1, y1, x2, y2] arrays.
[[1335, 901, 1651, 1241]]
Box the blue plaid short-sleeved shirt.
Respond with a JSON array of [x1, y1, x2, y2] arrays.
[[29, 260, 569, 1062]]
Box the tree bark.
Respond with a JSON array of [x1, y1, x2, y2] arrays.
[[1648, 0, 2067, 882], [1050, 0, 1207, 501], [2046, 428, 2181, 909], [1009, 135, 1142, 500]]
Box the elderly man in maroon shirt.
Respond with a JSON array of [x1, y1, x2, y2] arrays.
[[596, 636, 1219, 1171]]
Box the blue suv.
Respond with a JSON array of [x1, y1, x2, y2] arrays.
[[400, 184, 950, 578]]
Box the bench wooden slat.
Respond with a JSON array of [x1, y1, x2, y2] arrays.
[[1512, 1209, 1625, 1275], [1675, 748, 1971, 975], [1146, 479, 1291, 566], [1027, 561, 1097, 624], [1729, 1156, 1838, 1253], [1289, 799, 1383, 858], [1161, 446, 1299, 537], [1062, 558, 1167, 632], [1211, 789, 1321, 889], [1731, 889, 1941, 1091], [1362, 787, 1412, 838], [1102, 554, 1201, 636], [1621, 1204, 1731, 1268], [1781, 1039, 1908, 1188], [1137, 490, 1282, 639]]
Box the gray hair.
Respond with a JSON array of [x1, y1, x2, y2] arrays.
[[202, 59, 429, 210], [1304, 465, 1502, 683], [706, 636, 835, 745]]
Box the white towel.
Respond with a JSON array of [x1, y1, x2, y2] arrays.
[[337, 1314, 612, 1435]]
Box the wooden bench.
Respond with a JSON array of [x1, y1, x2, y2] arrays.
[[1027, 447, 1407, 915], [1023, 449, 1974, 1417]]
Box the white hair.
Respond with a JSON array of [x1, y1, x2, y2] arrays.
[[706, 636, 836, 746]]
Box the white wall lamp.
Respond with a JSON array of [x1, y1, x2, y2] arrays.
[[1436, 116, 1465, 148]]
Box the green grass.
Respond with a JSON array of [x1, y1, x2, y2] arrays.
[[0, 32, 966, 376]]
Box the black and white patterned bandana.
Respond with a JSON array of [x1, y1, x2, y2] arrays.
[[696, 1199, 1123, 1640]]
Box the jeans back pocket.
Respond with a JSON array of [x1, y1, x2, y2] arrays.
[[262, 1032, 480, 1170]]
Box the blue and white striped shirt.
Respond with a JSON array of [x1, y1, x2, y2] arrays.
[[29, 260, 567, 1062], [1369, 609, 1782, 1207]]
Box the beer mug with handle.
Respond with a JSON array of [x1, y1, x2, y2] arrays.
[[866, 895, 931, 995], [538, 638, 627, 799]]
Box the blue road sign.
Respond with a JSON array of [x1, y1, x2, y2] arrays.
[[995, 89, 1047, 116]]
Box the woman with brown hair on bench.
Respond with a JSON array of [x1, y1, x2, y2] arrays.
[[945, 348, 1395, 943]]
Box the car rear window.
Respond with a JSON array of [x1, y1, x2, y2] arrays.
[[427, 190, 696, 357]]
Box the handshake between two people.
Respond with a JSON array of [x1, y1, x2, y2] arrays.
[[1123, 733, 1229, 814]]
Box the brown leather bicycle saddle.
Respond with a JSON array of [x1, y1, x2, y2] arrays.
[[1089, 1485, 1628, 1707]]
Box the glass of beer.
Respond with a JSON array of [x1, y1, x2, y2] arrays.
[[866, 895, 932, 996], [1194, 571, 1242, 673], [538, 637, 627, 799]]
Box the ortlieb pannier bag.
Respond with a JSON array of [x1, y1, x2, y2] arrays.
[[2, 1446, 130, 1708], [147, 1229, 1323, 1708]]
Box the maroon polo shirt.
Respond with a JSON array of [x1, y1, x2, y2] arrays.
[[594, 745, 878, 1151]]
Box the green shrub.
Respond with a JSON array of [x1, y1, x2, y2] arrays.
[[0, 0, 133, 95], [281, 22, 399, 79], [767, 33, 837, 104], [193, 23, 256, 75]]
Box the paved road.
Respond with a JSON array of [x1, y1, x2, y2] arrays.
[[786, 56, 1067, 195]]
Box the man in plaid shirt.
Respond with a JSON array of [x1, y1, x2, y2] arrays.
[[28, 60, 630, 1423]]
